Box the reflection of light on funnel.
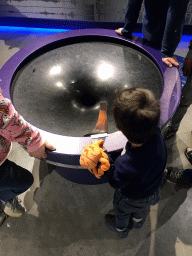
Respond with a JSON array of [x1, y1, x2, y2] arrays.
[[98, 63, 114, 80], [50, 66, 61, 75], [94, 104, 100, 110], [56, 82, 62, 87], [72, 101, 86, 111], [56, 82, 66, 90], [72, 101, 78, 109]]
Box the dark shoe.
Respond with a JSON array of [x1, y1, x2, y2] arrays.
[[104, 214, 129, 238], [164, 167, 192, 188], [115, 28, 132, 39], [0, 209, 8, 227], [0, 197, 25, 217], [185, 147, 192, 165], [121, 30, 132, 39], [132, 218, 143, 228], [161, 126, 177, 140]]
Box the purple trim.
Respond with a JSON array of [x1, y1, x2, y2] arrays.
[[0, 29, 181, 184]]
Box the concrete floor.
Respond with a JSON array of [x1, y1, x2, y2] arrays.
[[0, 28, 192, 256]]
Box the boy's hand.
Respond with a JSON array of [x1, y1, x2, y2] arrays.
[[29, 141, 56, 159], [182, 59, 192, 77], [162, 56, 179, 68]]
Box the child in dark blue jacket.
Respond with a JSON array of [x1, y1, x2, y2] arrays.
[[104, 87, 167, 238]]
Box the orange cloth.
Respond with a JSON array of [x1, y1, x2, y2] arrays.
[[80, 139, 110, 178]]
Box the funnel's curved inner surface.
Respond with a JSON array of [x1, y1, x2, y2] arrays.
[[12, 41, 163, 137]]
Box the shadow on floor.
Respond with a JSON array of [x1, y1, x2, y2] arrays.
[[0, 158, 188, 255]]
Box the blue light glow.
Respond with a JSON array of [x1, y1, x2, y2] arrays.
[[0, 26, 71, 34], [0, 26, 191, 40], [133, 33, 143, 37], [180, 35, 192, 41]]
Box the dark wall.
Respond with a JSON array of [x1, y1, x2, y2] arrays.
[[0, 0, 192, 24]]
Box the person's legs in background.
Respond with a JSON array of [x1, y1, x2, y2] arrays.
[[162, 76, 192, 140], [115, 0, 143, 38], [0, 159, 34, 222], [161, 0, 190, 59], [123, 0, 143, 34], [142, 0, 169, 49], [116, 0, 168, 41]]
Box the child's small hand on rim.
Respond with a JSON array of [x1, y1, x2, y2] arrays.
[[29, 141, 56, 159]]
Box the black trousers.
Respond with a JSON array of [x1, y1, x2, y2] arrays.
[[124, 0, 190, 56], [0, 159, 34, 202], [170, 76, 192, 131]]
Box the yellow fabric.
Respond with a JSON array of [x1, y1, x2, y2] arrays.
[[80, 139, 110, 178]]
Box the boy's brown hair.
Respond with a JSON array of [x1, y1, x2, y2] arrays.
[[113, 87, 160, 144]]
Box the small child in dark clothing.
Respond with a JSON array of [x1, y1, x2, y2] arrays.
[[104, 87, 167, 238]]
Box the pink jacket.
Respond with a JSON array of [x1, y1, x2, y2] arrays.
[[0, 88, 44, 165]]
